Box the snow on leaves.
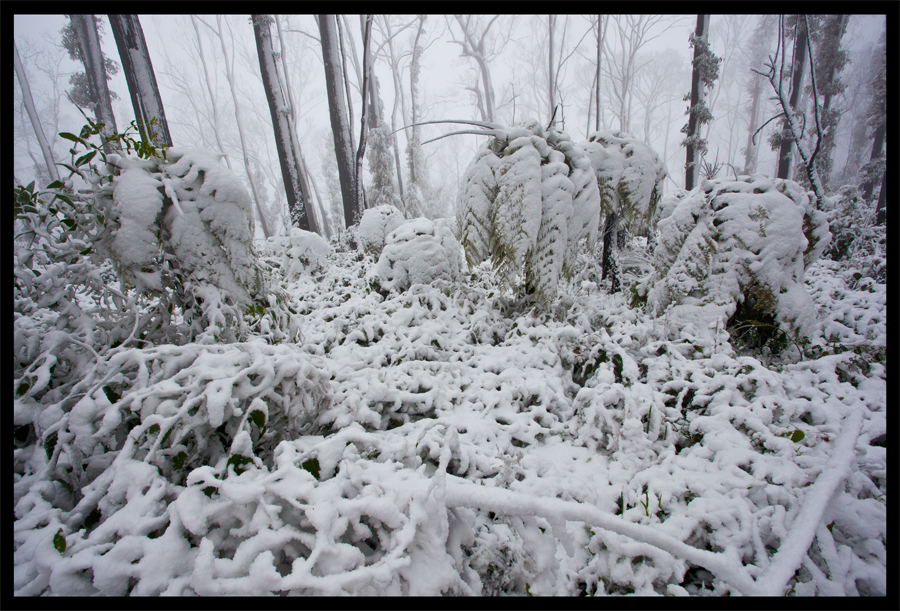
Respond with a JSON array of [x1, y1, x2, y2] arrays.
[[581, 130, 668, 236], [458, 119, 601, 304], [648, 176, 830, 343]]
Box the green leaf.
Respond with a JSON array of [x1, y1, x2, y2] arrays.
[[790, 429, 805, 443], [75, 150, 98, 166], [59, 132, 86, 145], [102, 386, 120, 404], [54, 194, 75, 207], [226, 454, 254, 476], [172, 451, 187, 471], [301, 457, 320, 481], [147, 423, 160, 436], [61, 218, 76, 230], [249, 410, 266, 430], [53, 529, 67, 553], [25, 181, 36, 193], [44, 432, 58, 459], [202, 486, 216, 498]]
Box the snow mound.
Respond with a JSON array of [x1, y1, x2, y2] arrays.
[[283, 228, 332, 280], [357, 205, 404, 258], [368, 217, 462, 294], [647, 175, 830, 344], [581, 130, 667, 235]]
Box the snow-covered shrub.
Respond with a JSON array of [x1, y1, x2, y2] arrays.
[[283, 227, 332, 280], [357, 204, 404, 258], [581, 130, 667, 236], [457, 118, 601, 304], [819, 186, 885, 284], [646, 175, 830, 349], [368, 217, 462, 295]]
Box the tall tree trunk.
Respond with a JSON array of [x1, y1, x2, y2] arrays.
[[548, 15, 556, 125], [68, 15, 120, 158], [14, 42, 60, 183], [275, 17, 330, 239], [407, 15, 426, 200], [875, 168, 885, 226], [776, 18, 808, 179], [108, 14, 172, 147], [355, 15, 373, 213], [253, 15, 317, 235], [685, 15, 710, 190], [595, 15, 605, 132], [742, 73, 763, 174], [861, 122, 885, 201], [319, 14, 360, 228], [601, 211, 620, 293]]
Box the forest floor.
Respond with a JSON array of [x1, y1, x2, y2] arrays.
[[14, 234, 886, 596]]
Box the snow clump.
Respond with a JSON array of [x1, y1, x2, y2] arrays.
[[357, 204, 404, 258], [283, 228, 332, 280], [368, 217, 462, 294]]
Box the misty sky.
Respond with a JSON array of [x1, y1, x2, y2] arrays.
[[13, 14, 886, 235]]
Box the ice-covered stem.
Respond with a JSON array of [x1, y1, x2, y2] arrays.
[[754, 407, 864, 594], [754, 16, 825, 209], [442, 474, 762, 595]]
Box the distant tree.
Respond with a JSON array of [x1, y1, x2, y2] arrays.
[[252, 14, 317, 234], [604, 15, 668, 134], [193, 15, 270, 239], [13, 42, 60, 184], [65, 15, 120, 156], [741, 15, 776, 175], [771, 15, 808, 180], [860, 30, 885, 203], [60, 16, 119, 110], [754, 16, 826, 208], [803, 15, 849, 191], [108, 14, 172, 148], [682, 15, 720, 190], [448, 15, 514, 124]]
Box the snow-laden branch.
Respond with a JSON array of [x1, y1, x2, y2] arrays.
[[443, 405, 864, 597], [754, 406, 864, 594]]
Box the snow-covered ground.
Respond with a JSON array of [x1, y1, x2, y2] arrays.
[[14, 222, 885, 596]]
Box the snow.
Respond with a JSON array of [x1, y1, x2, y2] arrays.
[[368, 217, 462, 294], [14, 145, 885, 596], [356, 204, 404, 258]]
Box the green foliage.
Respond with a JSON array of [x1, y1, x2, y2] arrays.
[[53, 529, 66, 554], [301, 457, 320, 480]]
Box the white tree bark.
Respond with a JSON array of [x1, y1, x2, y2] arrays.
[[69, 15, 120, 158], [13, 42, 60, 184]]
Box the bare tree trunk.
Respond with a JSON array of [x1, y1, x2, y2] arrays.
[[336, 16, 357, 154], [68, 15, 120, 157], [685, 14, 710, 190], [319, 14, 360, 228], [108, 14, 172, 147], [861, 122, 885, 201], [548, 15, 556, 124], [595, 15, 605, 132], [601, 211, 620, 293], [875, 169, 885, 226], [355, 15, 373, 212], [776, 18, 808, 179], [191, 16, 231, 170], [742, 73, 762, 174], [14, 42, 60, 183], [253, 14, 316, 234]]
